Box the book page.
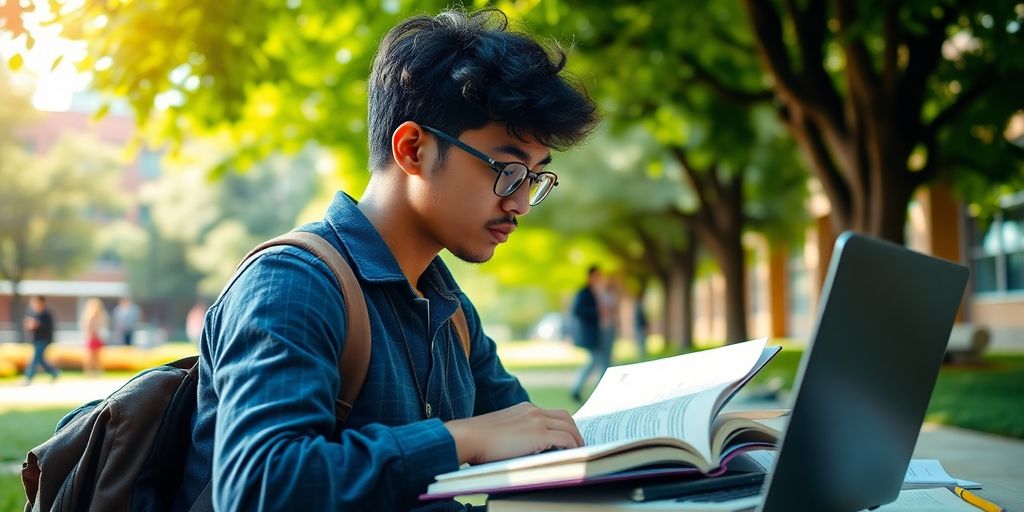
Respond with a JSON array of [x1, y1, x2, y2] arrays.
[[575, 386, 721, 460], [574, 338, 768, 420], [572, 338, 767, 463]]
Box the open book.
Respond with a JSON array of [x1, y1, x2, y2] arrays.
[[422, 338, 784, 499]]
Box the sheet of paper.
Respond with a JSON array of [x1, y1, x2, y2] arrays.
[[870, 488, 979, 511], [574, 338, 768, 420], [742, 453, 983, 491], [903, 459, 982, 489]]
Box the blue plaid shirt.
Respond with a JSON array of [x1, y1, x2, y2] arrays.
[[179, 192, 529, 511]]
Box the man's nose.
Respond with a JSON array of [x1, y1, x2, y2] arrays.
[[500, 182, 532, 216]]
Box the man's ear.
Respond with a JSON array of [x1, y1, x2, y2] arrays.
[[390, 121, 430, 176]]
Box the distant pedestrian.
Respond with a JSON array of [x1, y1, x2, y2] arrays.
[[570, 266, 605, 402], [112, 297, 141, 346], [598, 276, 622, 358], [23, 296, 59, 385], [634, 300, 649, 360], [80, 298, 109, 377], [186, 301, 207, 344]]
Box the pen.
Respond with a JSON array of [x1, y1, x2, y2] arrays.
[[953, 486, 1005, 512]]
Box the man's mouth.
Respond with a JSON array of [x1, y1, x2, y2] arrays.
[[488, 225, 514, 243], [486, 219, 516, 244]]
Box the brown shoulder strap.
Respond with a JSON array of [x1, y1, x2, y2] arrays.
[[452, 305, 471, 359], [239, 231, 370, 423]]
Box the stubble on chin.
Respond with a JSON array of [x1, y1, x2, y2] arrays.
[[451, 246, 494, 264]]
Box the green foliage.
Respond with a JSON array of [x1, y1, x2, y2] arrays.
[[0, 78, 123, 286], [102, 142, 320, 304], [11, 0, 464, 191]]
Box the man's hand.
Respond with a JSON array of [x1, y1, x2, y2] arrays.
[[444, 402, 584, 465]]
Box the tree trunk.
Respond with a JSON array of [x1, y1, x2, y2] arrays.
[[677, 241, 696, 350], [8, 280, 24, 342], [671, 149, 749, 345], [742, 0, 959, 246], [718, 234, 748, 343]]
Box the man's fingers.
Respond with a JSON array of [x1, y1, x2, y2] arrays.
[[544, 430, 580, 451], [542, 417, 583, 447], [537, 409, 584, 446]]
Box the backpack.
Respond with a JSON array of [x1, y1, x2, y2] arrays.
[[21, 231, 471, 512]]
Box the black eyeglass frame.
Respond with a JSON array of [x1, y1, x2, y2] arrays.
[[420, 125, 558, 206]]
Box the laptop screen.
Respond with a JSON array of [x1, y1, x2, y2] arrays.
[[759, 232, 968, 511]]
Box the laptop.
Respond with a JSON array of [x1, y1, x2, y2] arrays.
[[668, 231, 968, 511]]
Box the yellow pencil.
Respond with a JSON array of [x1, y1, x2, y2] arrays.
[[953, 486, 1005, 512]]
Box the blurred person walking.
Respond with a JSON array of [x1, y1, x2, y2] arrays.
[[598, 276, 622, 360], [570, 266, 605, 402], [634, 300, 649, 360], [185, 301, 207, 344], [112, 297, 141, 346], [23, 296, 59, 385], [80, 298, 109, 377]]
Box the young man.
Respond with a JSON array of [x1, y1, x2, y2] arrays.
[[178, 8, 599, 511]]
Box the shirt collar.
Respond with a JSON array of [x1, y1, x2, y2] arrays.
[[324, 192, 463, 300]]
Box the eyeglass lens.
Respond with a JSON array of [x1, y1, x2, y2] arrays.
[[495, 164, 554, 206]]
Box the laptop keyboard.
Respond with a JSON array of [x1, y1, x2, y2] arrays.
[[676, 484, 764, 503]]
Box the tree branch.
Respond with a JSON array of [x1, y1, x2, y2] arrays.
[[632, 222, 672, 282], [710, 24, 757, 54], [743, 0, 804, 102], [898, 2, 962, 128], [680, 54, 775, 105], [836, 0, 882, 109], [669, 145, 718, 230], [926, 66, 1000, 136], [883, 2, 901, 98], [783, 0, 842, 119], [787, 112, 854, 227]]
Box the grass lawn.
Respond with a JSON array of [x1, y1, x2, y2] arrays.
[[0, 407, 72, 511]]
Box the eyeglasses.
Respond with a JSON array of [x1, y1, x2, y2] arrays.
[[421, 125, 558, 206]]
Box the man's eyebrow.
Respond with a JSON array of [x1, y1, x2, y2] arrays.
[[494, 145, 553, 167]]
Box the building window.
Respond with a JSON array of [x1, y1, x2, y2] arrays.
[[969, 202, 1024, 295]]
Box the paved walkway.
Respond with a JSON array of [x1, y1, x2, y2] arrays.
[[0, 376, 126, 408]]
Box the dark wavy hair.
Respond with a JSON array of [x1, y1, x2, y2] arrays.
[[367, 8, 600, 172]]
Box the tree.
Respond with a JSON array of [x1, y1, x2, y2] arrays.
[[528, 1, 810, 343], [742, 0, 1024, 242], [532, 126, 697, 347], [100, 141, 320, 333], [0, 94, 122, 331], [1, 0, 459, 189]]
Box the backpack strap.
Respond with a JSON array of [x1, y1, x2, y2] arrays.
[[452, 305, 471, 359], [235, 231, 473, 422], [239, 232, 370, 424]]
